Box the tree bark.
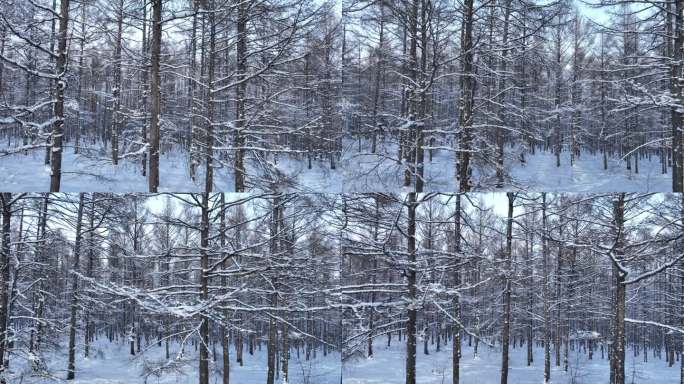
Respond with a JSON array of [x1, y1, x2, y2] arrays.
[[148, 0, 162, 192], [219, 193, 230, 384], [610, 193, 626, 384], [204, 0, 216, 193], [75, 1, 86, 154], [67, 193, 85, 380], [452, 193, 462, 384], [234, 1, 247, 192], [457, 0, 475, 191], [0, 194, 12, 375], [673, 0, 684, 192], [49, 0, 71, 192], [500, 192, 514, 384], [495, 0, 512, 188], [199, 192, 210, 384], [542, 193, 551, 383], [111, 0, 124, 165], [405, 192, 417, 384]]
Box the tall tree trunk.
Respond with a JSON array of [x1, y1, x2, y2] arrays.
[[570, 13, 581, 166], [495, 0, 512, 188], [405, 192, 417, 384], [673, 0, 684, 192], [404, 0, 419, 189], [199, 192, 210, 384], [45, 0, 57, 166], [148, 0, 162, 192], [500, 192, 514, 384], [368, 198, 380, 358], [140, 0, 149, 176], [610, 193, 626, 384], [554, 13, 563, 168], [542, 193, 551, 383], [600, 32, 608, 170], [266, 194, 281, 384], [370, 2, 385, 154], [84, 196, 96, 358], [452, 193, 462, 384], [457, 0, 475, 191], [0, 194, 13, 376], [555, 219, 563, 367], [66, 193, 85, 380], [219, 193, 230, 384], [204, 0, 216, 193], [111, 0, 124, 165], [75, 1, 86, 154], [188, 0, 199, 181], [525, 216, 534, 366], [234, 1, 248, 192], [50, 0, 71, 192]]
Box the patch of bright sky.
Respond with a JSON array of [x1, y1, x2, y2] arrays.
[[577, 0, 612, 25]]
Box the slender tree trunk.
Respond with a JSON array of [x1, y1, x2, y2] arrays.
[[0, 194, 12, 375], [500, 192, 514, 384], [204, 1, 216, 193], [220, 193, 230, 384], [611, 193, 626, 384], [457, 0, 475, 191], [49, 0, 71, 192], [266, 195, 281, 384], [84, 196, 95, 358], [75, 2, 86, 154], [600, 33, 608, 171], [405, 192, 417, 384], [542, 193, 551, 383], [570, 13, 581, 166], [45, 0, 57, 166], [673, 0, 684, 192], [452, 193, 462, 384], [404, 0, 419, 189], [66, 194, 85, 380], [111, 0, 124, 165], [148, 0, 162, 192], [495, 0, 512, 188], [234, 1, 248, 192], [140, 0, 148, 176], [199, 192, 210, 384], [554, 13, 563, 168], [188, 0, 199, 181], [525, 220, 534, 366], [371, 2, 385, 155]]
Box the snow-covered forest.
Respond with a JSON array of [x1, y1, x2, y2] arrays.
[[0, 192, 681, 383], [0, 0, 683, 192], [1, 0, 683, 382]]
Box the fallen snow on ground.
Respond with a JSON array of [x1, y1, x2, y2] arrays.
[[8, 337, 341, 383], [342, 339, 679, 384], [0, 141, 673, 192]]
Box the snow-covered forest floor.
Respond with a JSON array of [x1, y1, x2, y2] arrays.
[[8, 337, 341, 383], [343, 341, 679, 384], [0, 141, 673, 192]]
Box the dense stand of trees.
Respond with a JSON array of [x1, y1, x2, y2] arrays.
[[0, 192, 680, 383], [0, 193, 341, 383], [0, 0, 342, 192], [339, 192, 684, 384], [343, 0, 684, 191], [2, 0, 684, 191]]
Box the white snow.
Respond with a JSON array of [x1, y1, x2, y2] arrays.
[[6, 337, 341, 383], [343, 340, 679, 384], [0, 140, 673, 192]]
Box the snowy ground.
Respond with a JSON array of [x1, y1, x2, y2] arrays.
[[342, 340, 679, 384], [7, 337, 341, 383], [0, 141, 673, 192]]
